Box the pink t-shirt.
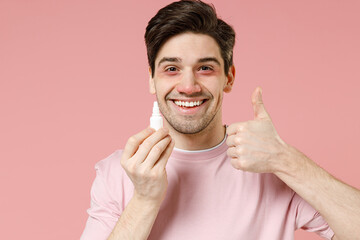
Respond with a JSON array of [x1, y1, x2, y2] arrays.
[[81, 138, 334, 240]]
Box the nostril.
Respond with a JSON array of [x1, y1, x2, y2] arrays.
[[176, 83, 201, 94]]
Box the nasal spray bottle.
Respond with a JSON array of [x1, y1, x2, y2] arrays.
[[150, 101, 163, 130]]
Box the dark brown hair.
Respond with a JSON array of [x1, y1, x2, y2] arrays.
[[145, 0, 236, 77]]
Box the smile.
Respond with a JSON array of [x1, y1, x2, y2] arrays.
[[173, 100, 204, 108]]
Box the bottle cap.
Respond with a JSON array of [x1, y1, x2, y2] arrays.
[[153, 101, 160, 115]]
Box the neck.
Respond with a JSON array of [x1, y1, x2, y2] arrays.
[[166, 114, 226, 151]]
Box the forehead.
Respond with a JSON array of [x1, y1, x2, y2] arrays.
[[155, 32, 223, 65]]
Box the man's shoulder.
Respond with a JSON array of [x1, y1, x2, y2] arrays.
[[94, 149, 124, 178]]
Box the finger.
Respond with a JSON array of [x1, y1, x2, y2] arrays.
[[133, 128, 170, 164], [227, 145, 252, 159], [122, 128, 155, 161], [226, 134, 237, 147], [227, 131, 262, 148], [154, 138, 175, 170], [142, 136, 172, 168], [226, 122, 247, 136], [226, 134, 235, 147], [251, 87, 270, 121], [230, 157, 247, 170], [227, 146, 238, 158], [226, 134, 249, 147]]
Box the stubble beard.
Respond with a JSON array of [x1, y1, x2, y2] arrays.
[[164, 112, 217, 134], [158, 98, 220, 135]]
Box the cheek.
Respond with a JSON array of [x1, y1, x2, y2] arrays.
[[208, 83, 225, 101], [154, 80, 176, 97], [204, 75, 227, 93], [210, 84, 225, 110]]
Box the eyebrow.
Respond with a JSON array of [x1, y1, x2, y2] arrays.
[[198, 57, 221, 66], [157, 57, 181, 67], [157, 57, 221, 67]]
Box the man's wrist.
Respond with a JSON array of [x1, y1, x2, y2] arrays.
[[272, 142, 307, 179], [132, 192, 164, 210]]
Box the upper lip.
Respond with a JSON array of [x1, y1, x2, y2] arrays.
[[171, 98, 206, 102]]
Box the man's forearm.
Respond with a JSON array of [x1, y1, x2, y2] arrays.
[[107, 194, 162, 240], [275, 144, 360, 240]]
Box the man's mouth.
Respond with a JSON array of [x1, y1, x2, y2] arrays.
[[173, 100, 205, 108]]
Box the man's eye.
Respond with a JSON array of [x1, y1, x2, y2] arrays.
[[199, 66, 212, 71], [166, 67, 177, 72]]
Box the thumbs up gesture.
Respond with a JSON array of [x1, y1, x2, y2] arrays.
[[226, 87, 289, 173]]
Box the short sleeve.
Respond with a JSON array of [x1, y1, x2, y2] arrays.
[[294, 194, 335, 239], [80, 151, 124, 240]]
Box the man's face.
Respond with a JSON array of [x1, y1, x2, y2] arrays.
[[150, 32, 234, 134]]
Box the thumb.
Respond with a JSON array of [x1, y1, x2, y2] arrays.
[[251, 87, 270, 120]]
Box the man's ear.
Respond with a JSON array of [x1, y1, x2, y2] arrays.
[[149, 67, 156, 94], [223, 65, 235, 93]]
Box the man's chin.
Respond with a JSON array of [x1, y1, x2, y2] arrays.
[[167, 120, 210, 135]]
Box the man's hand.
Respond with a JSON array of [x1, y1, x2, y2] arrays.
[[120, 127, 175, 204], [226, 87, 290, 173], [107, 128, 174, 240], [226, 87, 360, 239]]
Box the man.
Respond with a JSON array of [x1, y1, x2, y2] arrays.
[[81, 1, 360, 239]]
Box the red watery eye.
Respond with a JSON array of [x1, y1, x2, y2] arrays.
[[199, 66, 213, 71], [166, 67, 177, 72]]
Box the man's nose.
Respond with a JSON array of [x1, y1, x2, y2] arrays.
[[175, 71, 201, 95]]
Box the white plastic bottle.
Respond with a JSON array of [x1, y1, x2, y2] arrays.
[[150, 101, 163, 130]]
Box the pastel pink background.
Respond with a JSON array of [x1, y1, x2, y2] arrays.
[[1, 0, 359, 239]]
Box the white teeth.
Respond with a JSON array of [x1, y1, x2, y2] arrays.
[[174, 100, 204, 108]]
